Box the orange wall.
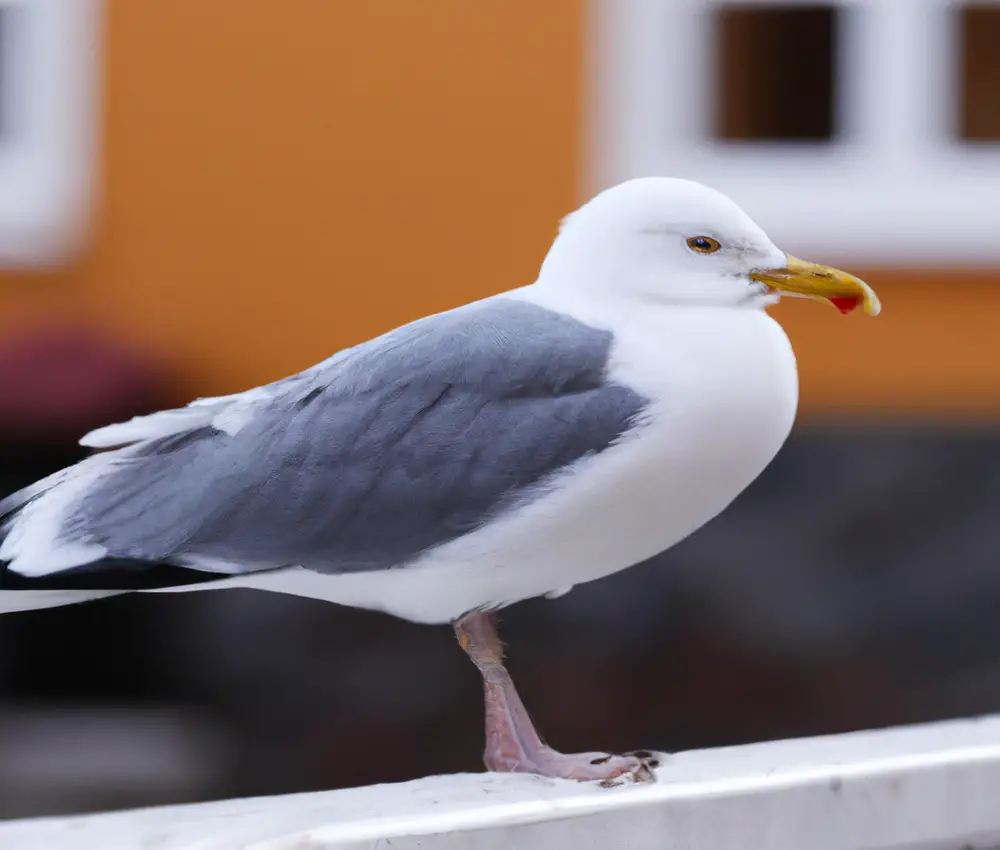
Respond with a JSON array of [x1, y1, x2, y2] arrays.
[[0, 0, 998, 418]]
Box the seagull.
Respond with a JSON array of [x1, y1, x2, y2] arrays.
[[0, 177, 879, 784]]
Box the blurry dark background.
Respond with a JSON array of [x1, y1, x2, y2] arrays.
[[2, 0, 1000, 820]]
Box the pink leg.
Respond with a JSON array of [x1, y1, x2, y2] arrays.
[[454, 611, 660, 784]]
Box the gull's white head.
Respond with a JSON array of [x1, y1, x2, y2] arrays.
[[538, 177, 879, 316]]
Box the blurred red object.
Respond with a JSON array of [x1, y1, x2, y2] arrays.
[[0, 323, 172, 444]]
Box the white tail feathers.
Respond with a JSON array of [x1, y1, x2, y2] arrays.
[[0, 456, 113, 577], [0, 589, 121, 613]]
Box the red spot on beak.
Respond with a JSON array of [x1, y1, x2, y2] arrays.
[[829, 296, 860, 315]]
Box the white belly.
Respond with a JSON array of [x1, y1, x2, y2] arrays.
[[220, 304, 799, 623]]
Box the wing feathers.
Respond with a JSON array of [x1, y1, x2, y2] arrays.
[[2, 298, 647, 584]]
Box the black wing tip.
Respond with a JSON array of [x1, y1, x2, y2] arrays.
[[0, 559, 224, 591]]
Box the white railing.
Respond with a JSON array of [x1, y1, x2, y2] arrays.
[[2, 714, 1000, 849]]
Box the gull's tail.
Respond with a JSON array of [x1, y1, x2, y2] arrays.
[[0, 456, 220, 614], [0, 560, 221, 614]]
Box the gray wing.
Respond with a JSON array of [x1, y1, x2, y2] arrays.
[[18, 298, 649, 576]]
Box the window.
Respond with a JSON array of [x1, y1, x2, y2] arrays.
[[714, 5, 838, 142], [587, 0, 1000, 266], [0, 8, 9, 140], [959, 4, 1000, 141], [0, 0, 101, 267]]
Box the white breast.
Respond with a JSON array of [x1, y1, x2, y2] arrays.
[[230, 297, 799, 624]]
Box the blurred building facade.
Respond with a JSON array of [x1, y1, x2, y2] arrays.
[[3, 1, 1000, 416], [1, 0, 1000, 820]]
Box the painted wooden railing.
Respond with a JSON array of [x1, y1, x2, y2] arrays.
[[2, 715, 1000, 849]]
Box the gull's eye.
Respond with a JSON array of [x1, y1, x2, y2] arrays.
[[686, 236, 721, 254]]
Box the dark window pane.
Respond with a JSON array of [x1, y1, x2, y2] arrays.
[[0, 6, 7, 141], [713, 4, 838, 141], [958, 5, 1000, 140]]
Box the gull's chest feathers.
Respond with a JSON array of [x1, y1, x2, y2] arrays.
[[607, 305, 799, 492], [518, 305, 800, 566]]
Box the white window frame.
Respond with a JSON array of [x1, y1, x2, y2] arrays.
[[586, 0, 1000, 267], [0, 0, 101, 267]]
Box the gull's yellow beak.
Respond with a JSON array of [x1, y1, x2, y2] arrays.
[[750, 256, 881, 316]]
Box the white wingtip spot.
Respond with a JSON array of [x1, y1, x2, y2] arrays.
[[1, 457, 113, 577]]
